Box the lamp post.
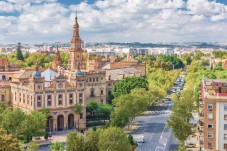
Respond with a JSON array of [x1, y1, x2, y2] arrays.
[[49, 117, 53, 143]]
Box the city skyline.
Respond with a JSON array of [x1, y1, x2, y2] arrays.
[[1, 0, 227, 43]]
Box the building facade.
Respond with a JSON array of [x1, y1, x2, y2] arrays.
[[0, 15, 145, 132], [200, 79, 227, 150]]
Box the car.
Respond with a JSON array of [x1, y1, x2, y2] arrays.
[[185, 140, 196, 148], [133, 135, 145, 143]]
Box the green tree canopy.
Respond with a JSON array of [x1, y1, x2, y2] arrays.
[[159, 55, 184, 69], [66, 131, 85, 151], [74, 103, 82, 130], [112, 76, 148, 98], [0, 128, 20, 151], [27, 141, 39, 151], [98, 127, 130, 151], [49, 141, 64, 151], [16, 42, 24, 61]]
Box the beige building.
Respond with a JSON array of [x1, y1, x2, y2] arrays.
[[0, 81, 11, 106], [0, 15, 145, 132]]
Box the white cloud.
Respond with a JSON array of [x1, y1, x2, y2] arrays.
[[6, 0, 57, 4], [0, 0, 227, 43], [0, 1, 22, 12]]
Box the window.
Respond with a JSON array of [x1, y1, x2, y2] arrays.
[[89, 78, 92, 82], [208, 104, 213, 110], [224, 105, 227, 111], [27, 95, 29, 104], [37, 95, 42, 107], [23, 94, 25, 103], [101, 77, 103, 80], [224, 124, 227, 130], [208, 142, 212, 148], [224, 134, 227, 140], [208, 133, 213, 138], [79, 93, 83, 97], [58, 94, 63, 105], [1, 95, 4, 101], [47, 95, 52, 106], [79, 93, 83, 104], [101, 90, 103, 95], [224, 115, 227, 120], [208, 113, 213, 119], [80, 113, 83, 119], [108, 83, 111, 86], [69, 93, 73, 105], [93, 78, 95, 82], [96, 77, 98, 82], [101, 100, 103, 104], [208, 123, 213, 129]]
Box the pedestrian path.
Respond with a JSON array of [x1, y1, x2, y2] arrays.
[[34, 129, 80, 145]]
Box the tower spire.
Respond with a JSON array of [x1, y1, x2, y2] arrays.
[[75, 11, 79, 27]]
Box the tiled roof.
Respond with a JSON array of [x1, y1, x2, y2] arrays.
[[105, 67, 142, 80], [15, 70, 34, 79]]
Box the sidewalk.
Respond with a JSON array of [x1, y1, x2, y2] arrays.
[[34, 129, 80, 145]]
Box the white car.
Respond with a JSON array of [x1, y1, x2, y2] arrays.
[[133, 135, 145, 143]]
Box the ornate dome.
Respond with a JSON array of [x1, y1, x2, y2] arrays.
[[75, 70, 83, 75], [32, 71, 41, 77]]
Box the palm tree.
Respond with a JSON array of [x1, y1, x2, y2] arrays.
[[74, 103, 82, 130]]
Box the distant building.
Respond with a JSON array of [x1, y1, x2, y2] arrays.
[[149, 48, 174, 55], [200, 79, 227, 150]]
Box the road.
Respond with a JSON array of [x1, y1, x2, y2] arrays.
[[131, 76, 185, 151]]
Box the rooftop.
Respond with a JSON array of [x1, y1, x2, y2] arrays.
[[201, 79, 227, 100]]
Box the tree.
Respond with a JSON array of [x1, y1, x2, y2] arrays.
[[86, 100, 99, 113], [16, 43, 24, 61], [84, 129, 100, 151], [159, 55, 184, 69], [20, 111, 46, 142], [112, 76, 148, 98], [96, 104, 113, 120], [66, 131, 85, 151], [49, 141, 64, 151], [27, 141, 39, 151], [0, 128, 20, 151], [74, 103, 82, 130], [60, 51, 70, 68], [0, 108, 26, 136], [98, 127, 130, 151]]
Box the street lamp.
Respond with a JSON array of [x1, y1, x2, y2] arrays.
[[49, 117, 53, 143]]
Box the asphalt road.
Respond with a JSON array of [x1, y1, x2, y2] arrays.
[[131, 76, 185, 151]]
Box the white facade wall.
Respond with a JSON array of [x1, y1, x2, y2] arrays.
[[217, 102, 227, 150]]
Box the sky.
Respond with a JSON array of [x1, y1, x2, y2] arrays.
[[0, 0, 227, 44]]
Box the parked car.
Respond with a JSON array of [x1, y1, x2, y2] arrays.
[[185, 140, 196, 148], [133, 135, 145, 143]]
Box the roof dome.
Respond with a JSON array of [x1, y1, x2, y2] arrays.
[[32, 71, 41, 77], [75, 70, 83, 75]]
